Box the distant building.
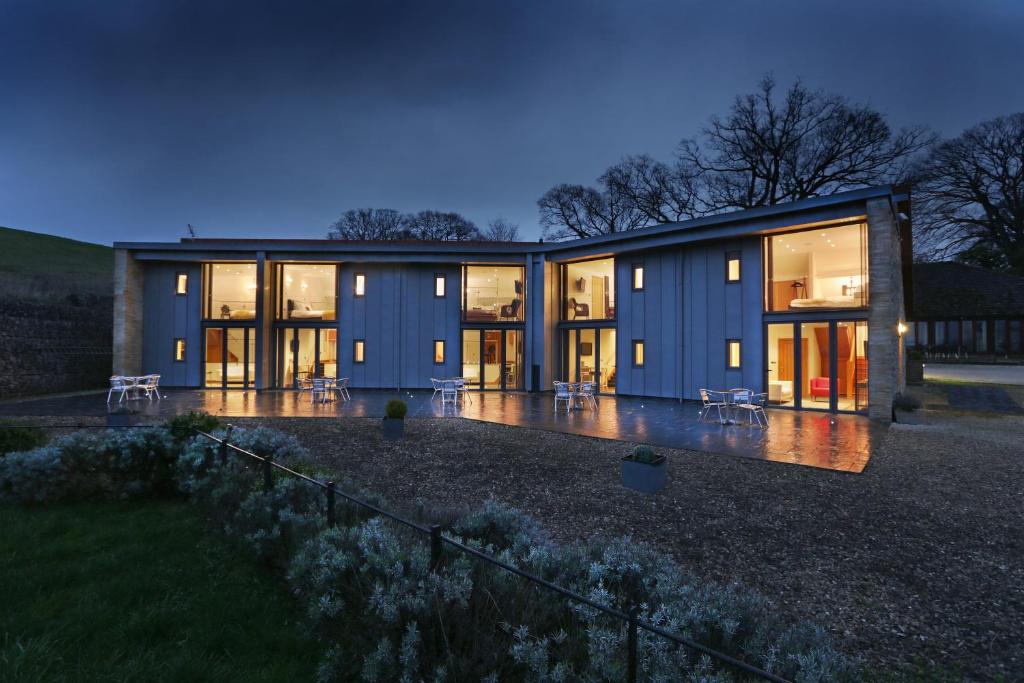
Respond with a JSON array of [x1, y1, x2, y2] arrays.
[[907, 262, 1024, 357], [113, 186, 912, 421]]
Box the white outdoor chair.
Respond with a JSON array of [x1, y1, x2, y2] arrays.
[[311, 377, 330, 404], [454, 377, 472, 404], [334, 377, 351, 402], [139, 374, 161, 400], [107, 376, 130, 403], [734, 392, 769, 428], [553, 381, 574, 413], [297, 375, 313, 394], [699, 388, 729, 423], [577, 381, 597, 410], [430, 378, 442, 400], [441, 380, 458, 406]]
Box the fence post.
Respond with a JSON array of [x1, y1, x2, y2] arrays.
[[627, 611, 638, 683], [263, 453, 273, 493], [219, 425, 234, 466], [326, 481, 336, 526], [429, 525, 442, 572]]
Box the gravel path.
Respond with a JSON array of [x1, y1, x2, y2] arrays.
[[226, 412, 1024, 681]]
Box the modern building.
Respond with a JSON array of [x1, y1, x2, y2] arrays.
[[113, 186, 912, 420], [906, 262, 1024, 358]]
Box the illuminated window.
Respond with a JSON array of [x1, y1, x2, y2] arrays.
[[202, 263, 257, 319], [764, 222, 869, 311], [353, 339, 365, 364], [632, 340, 644, 367], [174, 338, 186, 362], [562, 257, 615, 321], [727, 339, 741, 368], [632, 264, 644, 291], [434, 274, 446, 298], [354, 273, 366, 297], [433, 340, 445, 364], [278, 263, 336, 320], [462, 265, 524, 321], [726, 252, 741, 282], [175, 272, 188, 295]]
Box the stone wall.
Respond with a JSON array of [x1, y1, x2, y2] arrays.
[[866, 198, 907, 422], [0, 296, 112, 399], [112, 248, 143, 376]]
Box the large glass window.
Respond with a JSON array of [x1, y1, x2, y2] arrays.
[[799, 322, 831, 409], [204, 327, 255, 388], [203, 263, 257, 320], [462, 330, 481, 388], [278, 264, 336, 321], [766, 323, 796, 407], [765, 223, 868, 312], [562, 258, 615, 320], [462, 266, 524, 322]]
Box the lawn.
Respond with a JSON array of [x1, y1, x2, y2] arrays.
[[0, 501, 320, 681], [0, 225, 112, 301]]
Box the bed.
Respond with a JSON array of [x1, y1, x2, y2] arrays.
[[788, 296, 861, 309]]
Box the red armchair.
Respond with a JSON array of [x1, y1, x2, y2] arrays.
[[809, 377, 830, 402]]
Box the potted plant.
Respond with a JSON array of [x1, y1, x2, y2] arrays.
[[906, 347, 924, 385], [621, 444, 666, 493], [382, 399, 407, 440]]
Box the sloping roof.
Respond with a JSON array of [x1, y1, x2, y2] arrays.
[[912, 262, 1024, 319]]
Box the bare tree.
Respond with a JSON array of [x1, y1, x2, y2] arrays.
[[328, 208, 409, 240], [682, 76, 933, 210], [483, 218, 521, 242], [538, 182, 648, 240], [601, 154, 705, 224], [406, 210, 482, 241], [912, 112, 1024, 272]]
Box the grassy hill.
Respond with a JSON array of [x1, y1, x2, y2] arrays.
[[0, 226, 112, 301]]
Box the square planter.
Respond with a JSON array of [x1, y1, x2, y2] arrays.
[[620, 455, 666, 493], [906, 359, 924, 385], [382, 417, 405, 440]]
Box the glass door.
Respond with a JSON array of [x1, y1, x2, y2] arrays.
[[277, 327, 335, 388], [461, 328, 523, 390], [562, 327, 616, 393], [798, 322, 833, 410], [204, 326, 254, 389]]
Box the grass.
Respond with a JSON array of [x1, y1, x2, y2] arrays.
[[0, 225, 112, 300], [0, 501, 320, 682]]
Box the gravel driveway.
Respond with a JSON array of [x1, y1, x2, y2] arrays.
[[227, 411, 1023, 681]]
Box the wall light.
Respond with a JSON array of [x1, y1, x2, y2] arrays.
[[897, 322, 908, 335]]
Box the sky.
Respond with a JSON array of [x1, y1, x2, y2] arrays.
[[1, 0, 1023, 246]]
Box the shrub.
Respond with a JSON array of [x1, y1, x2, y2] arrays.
[[384, 400, 408, 419], [629, 444, 658, 463], [893, 392, 921, 411], [165, 411, 222, 445], [0, 423, 48, 456]]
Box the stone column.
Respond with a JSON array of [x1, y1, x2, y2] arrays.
[[866, 198, 907, 421], [112, 248, 143, 376]]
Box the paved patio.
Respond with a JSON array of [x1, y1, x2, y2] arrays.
[[0, 389, 881, 473]]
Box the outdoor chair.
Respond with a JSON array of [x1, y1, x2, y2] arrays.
[[311, 377, 331, 404], [734, 392, 769, 428], [297, 375, 313, 394], [577, 381, 597, 410], [441, 380, 458, 406], [553, 381, 574, 413], [430, 378, 443, 400], [454, 377, 472, 404], [334, 377, 351, 402], [107, 376, 131, 403], [698, 388, 729, 423], [139, 374, 161, 400]]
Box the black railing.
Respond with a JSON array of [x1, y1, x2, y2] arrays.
[[194, 426, 791, 683]]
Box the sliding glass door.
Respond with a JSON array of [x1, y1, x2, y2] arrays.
[[562, 327, 616, 393], [204, 326, 255, 388], [460, 328, 523, 390], [276, 327, 338, 388]]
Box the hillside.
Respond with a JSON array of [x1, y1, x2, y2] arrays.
[[0, 226, 113, 301], [0, 226, 113, 398]]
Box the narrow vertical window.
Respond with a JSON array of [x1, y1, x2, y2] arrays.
[[632, 264, 644, 291], [726, 252, 741, 282], [632, 340, 645, 367], [353, 340, 365, 363], [727, 339, 741, 368], [174, 338, 186, 361], [434, 274, 446, 298], [175, 272, 188, 295], [433, 340, 445, 364], [354, 273, 366, 297]]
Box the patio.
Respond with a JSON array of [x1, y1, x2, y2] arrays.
[[0, 389, 880, 472]]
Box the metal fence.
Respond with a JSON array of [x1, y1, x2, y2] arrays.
[[192, 425, 790, 683]]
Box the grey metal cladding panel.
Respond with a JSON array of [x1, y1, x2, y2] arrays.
[[142, 263, 200, 386], [741, 238, 765, 391]]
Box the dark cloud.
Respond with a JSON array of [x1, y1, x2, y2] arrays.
[[1, 0, 1022, 243]]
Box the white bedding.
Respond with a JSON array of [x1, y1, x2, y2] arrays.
[[789, 296, 860, 309], [290, 308, 332, 319]]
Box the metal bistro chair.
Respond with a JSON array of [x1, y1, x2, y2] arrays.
[[139, 374, 161, 400], [430, 378, 443, 400], [734, 392, 769, 428], [107, 376, 130, 403], [553, 381, 575, 413], [699, 388, 729, 423], [454, 377, 472, 404], [576, 381, 597, 410], [441, 380, 458, 406], [334, 377, 351, 402], [311, 377, 331, 404]]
